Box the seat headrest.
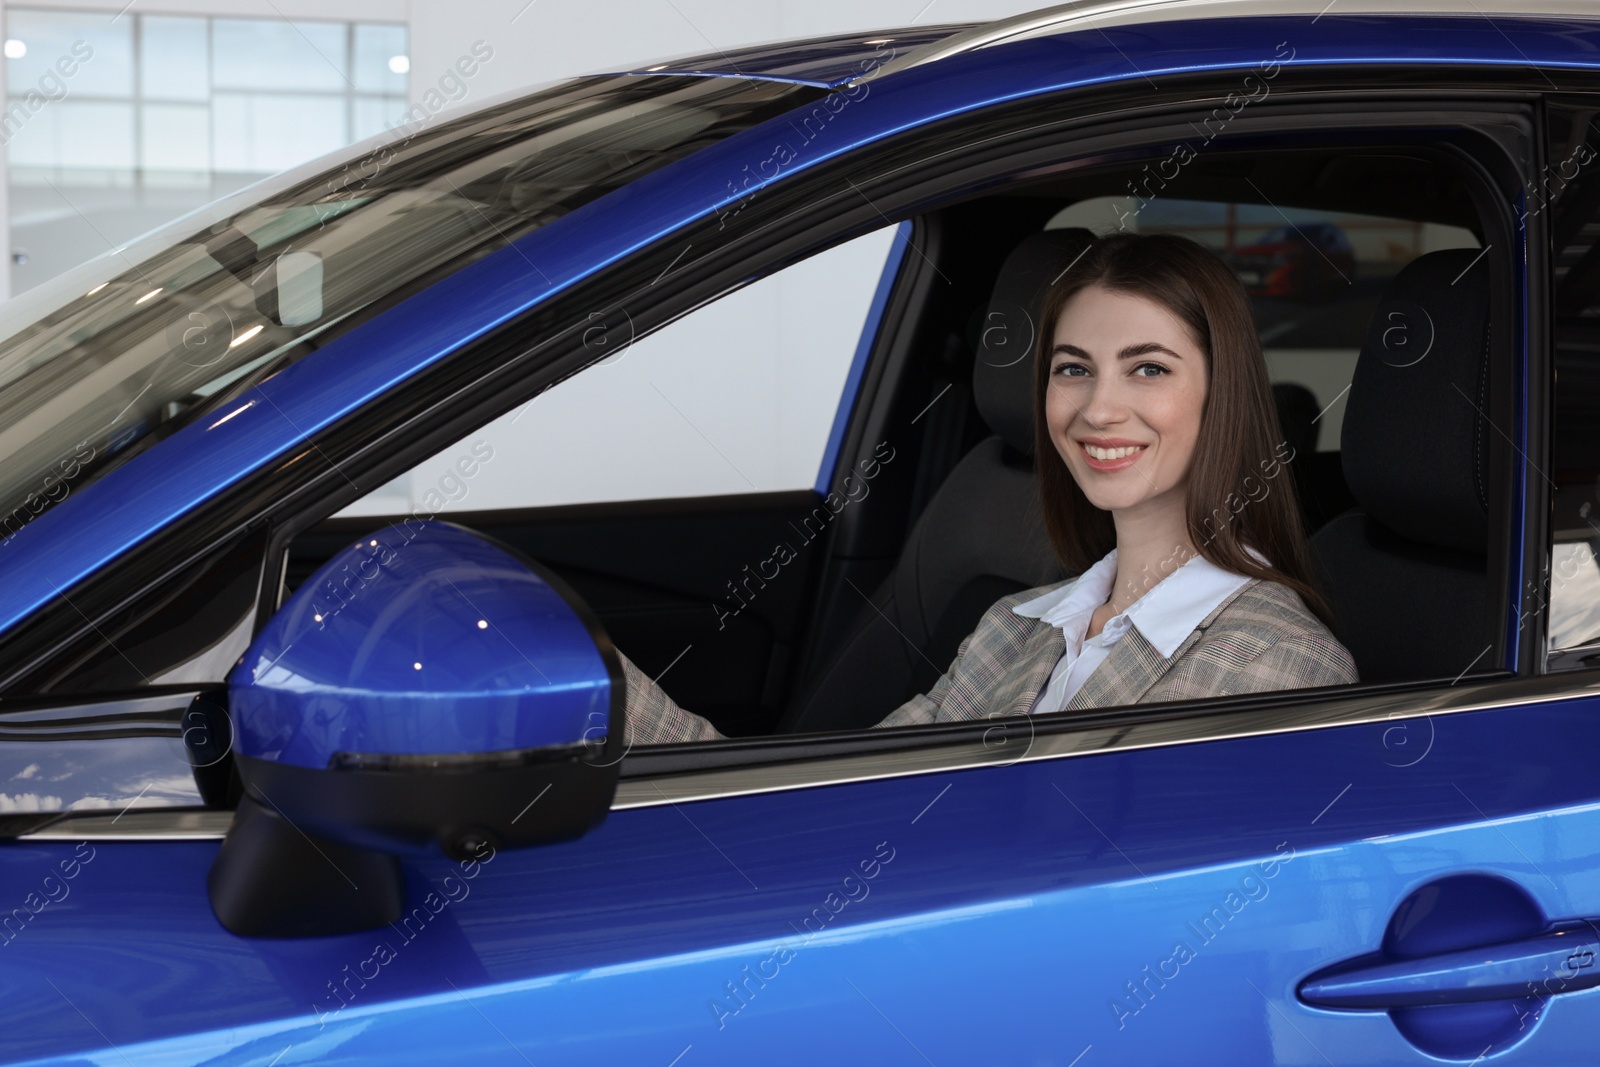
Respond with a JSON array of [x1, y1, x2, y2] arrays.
[[1342, 248, 1491, 554], [1273, 382, 1321, 462], [973, 228, 1097, 456]]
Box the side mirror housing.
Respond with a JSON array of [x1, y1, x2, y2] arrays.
[[209, 521, 625, 937]]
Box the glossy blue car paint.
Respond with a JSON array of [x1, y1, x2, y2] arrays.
[[6, 698, 1600, 1064], [0, 13, 1592, 644], [229, 521, 611, 770]]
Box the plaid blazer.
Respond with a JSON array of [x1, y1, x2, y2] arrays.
[[620, 576, 1358, 745]]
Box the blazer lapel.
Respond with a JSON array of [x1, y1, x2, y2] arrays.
[[982, 618, 1065, 719], [1059, 577, 1263, 713], [1060, 626, 1176, 713]]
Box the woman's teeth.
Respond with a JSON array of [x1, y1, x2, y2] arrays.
[[1083, 444, 1146, 460]]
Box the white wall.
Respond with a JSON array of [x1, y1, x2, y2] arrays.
[[340, 224, 903, 517]]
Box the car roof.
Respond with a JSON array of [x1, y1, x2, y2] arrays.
[[628, 0, 1600, 87], [608, 24, 978, 88]]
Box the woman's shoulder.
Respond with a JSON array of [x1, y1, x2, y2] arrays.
[[1197, 577, 1356, 677], [1209, 572, 1324, 620], [1205, 576, 1333, 638], [1181, 577, 1358, 687]]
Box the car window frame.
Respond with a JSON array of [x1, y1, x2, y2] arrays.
[[2, 68, 1552, 839], [1537, 90, 1600, 675], [323, 220, 916, 524], [380, 93, 1535, 775]]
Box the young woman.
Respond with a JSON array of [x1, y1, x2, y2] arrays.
[[619, 232, 1357, 745]]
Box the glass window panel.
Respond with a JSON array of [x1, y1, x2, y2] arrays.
[[1543, 101, 1600, 670], [140, 102, 209, 173], [353, 23, 407, 93], [140, 16, 209, 101], [1549, 541, 1600, 650], [353, 95, 404, 142], [0, 74, 822, 530], [0, 95, 54, 163], [211, 18, 347, 92], [5, 11, 133, 99], [6, 100, 134, 170], [212, 92, 345, 173], [336, 225, 904, 517]]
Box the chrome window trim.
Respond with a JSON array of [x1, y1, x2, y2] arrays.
[[857, 0, 1600, 84], [610, 672, 1598, 804], [0, 688, 197, 735], [24, 809, 233, 840], [25, 670, 1600, 840]]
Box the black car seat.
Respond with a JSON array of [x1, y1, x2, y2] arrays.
[[1272, 381, 1355, 534], [1308, 248, 1498, 684], [777, 229, 1094, 733], [1274, 382, 1321, 463]]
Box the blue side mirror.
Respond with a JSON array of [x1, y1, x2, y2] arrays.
[[208, 521, 625, 937]]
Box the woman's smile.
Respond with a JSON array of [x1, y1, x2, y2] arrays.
[[1078, 437, 1150, 471]]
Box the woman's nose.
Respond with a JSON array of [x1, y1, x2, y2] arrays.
[[1080, 376, 1129, 428]]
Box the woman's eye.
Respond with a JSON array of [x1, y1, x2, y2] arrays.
[[1134, 363, 1168, 378], [1054, 363, 1088, 378]]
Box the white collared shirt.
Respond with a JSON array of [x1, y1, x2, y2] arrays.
[[1011, 543, 1270, 715]]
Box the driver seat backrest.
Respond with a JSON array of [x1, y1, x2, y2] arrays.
[[777, 229, 1094, 734], [1308, 248, 1497, 683]]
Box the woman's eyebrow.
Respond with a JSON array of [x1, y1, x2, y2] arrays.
[[1051, 341, 1184, 360]]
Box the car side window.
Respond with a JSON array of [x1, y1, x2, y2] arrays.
[[333, 224, 905, 520], [1543, 98, 1600, 671]]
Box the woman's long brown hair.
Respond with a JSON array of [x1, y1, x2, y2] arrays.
[[1031, 231, 1337, 630]]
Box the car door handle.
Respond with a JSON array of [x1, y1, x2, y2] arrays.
[[1299, 921, 1600, 1009]]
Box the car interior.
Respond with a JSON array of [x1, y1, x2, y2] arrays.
[[282, 140, 1513, 740]]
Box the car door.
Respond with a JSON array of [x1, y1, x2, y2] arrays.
[[3, 14, 1600, 1067]]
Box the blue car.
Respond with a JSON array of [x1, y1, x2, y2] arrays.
[[5, 1, 1600, 1062]]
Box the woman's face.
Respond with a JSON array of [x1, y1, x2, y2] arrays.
[[1044, 283, 1209, 518]]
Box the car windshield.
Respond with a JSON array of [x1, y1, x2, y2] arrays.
[[0, 73, 818, 540]]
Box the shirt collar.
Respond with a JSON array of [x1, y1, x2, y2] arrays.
[[1013, 548, 1120, 629], [1013, 544, 1270, 658]]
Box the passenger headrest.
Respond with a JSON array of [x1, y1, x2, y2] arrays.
[[1342, 248, 1491, 554], [973, 228, 1097, 456]]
